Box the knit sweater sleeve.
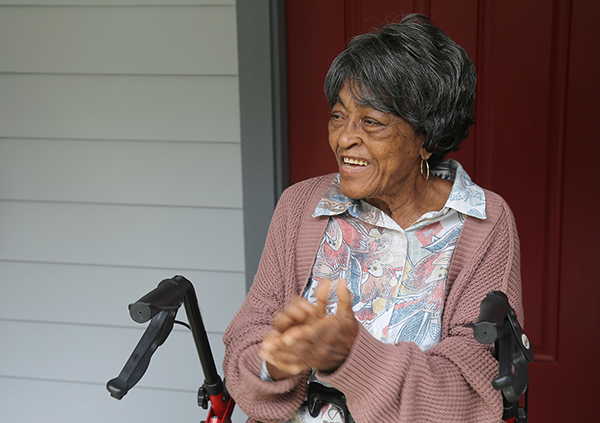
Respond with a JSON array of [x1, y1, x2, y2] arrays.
[[318, 191, 522, 423], [222, 175, 332, 423]]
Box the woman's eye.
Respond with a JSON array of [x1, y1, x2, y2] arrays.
[[364, 118, 382, 126]]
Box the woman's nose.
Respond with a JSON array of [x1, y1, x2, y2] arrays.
[[337, 121, 362, 148]]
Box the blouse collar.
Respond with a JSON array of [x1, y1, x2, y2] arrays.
[[312, 159, 487, 222]]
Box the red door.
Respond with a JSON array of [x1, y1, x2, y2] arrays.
[[286, 0, 600, 421]]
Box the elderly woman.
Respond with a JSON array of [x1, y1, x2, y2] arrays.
[[223, 14, 522, 423]]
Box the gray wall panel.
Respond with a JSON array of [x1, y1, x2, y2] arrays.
[[0, 1, 248, 421], [0, 75, 240, 142], [0, 1, 234, 6], [0, 6, 237, 75], [0, 262, 245, 332], [0, 139, 242, 208], [0, 201, 244, 271], [0, 378, 199, 423], [0, 321, 224, 391]]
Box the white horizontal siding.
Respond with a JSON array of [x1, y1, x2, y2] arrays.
[[0, 262, 245, 332], [0, 139, 242, 207], [0, 74, 240, 142], [0, 377, 248, 423], [0, 2, 247, 422], [0, 201, 244, 271], [0, 377, 200, 422], [0, 1, 235, 6], [0, 320, 224, 391], [0, 6, 237, 75]]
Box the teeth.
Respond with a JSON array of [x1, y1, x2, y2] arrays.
[[344, 157, 368, 166]]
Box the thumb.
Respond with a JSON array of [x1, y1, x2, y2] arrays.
[[336, 280, 354, 318], [315, 279, 332, 318]]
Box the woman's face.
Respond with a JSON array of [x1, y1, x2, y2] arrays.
[[329, 84, 427, 207]]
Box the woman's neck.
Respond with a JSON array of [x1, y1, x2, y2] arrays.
[[365, 176, 453, 229]]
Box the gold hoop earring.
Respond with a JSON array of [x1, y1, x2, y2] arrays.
[[420, 158, 430, 182]]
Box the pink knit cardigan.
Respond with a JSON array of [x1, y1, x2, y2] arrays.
[[223, 174, 523, 423]]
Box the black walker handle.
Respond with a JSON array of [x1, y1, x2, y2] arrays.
[[106, 308, 175, 399], [106, 276, 233, 421], [464, 291, 534, 422]]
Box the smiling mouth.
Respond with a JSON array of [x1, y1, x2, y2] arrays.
[[343, 157, 368, 166]]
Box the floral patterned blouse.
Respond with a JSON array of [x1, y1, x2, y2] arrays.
[[305, 159, 486, 351]]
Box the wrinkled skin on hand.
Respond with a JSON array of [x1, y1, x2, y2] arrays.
[[259, 280, 358, 380]]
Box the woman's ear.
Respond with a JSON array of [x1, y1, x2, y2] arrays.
[[420, 146, 433, 161]]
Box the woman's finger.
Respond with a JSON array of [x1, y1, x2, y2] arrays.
[[271, 296, 319, 332], [336, 280, 354, 318], [315, 279, 332, 318]]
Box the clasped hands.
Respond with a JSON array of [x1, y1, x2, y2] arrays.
[[259, 280, 358, 380]]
